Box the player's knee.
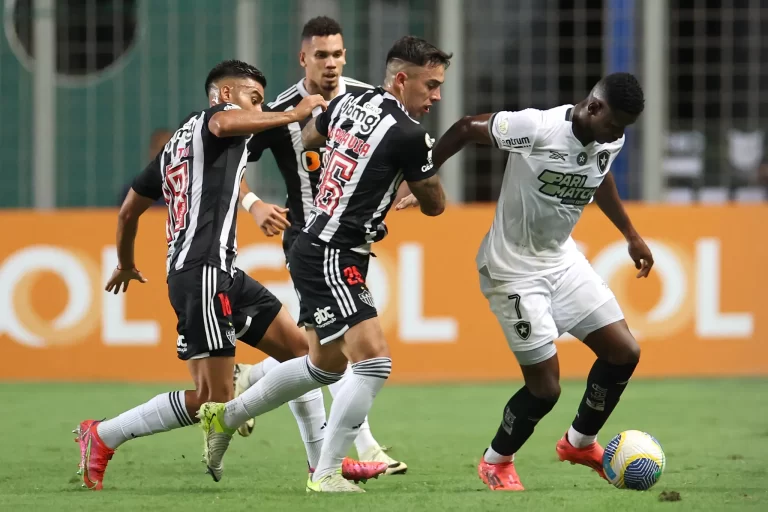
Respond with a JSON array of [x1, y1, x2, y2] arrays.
[[608, 338, 641, 367], [527, 380, 561, 402]]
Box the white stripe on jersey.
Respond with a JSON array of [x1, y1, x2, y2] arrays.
[[364, 174, 401, 243], [269, 86, 299, 108], [323, 246, 353, 317], [174, 113, 206, 271], [319, 96, 396, 242], [285, 105, 315, 223], [219, 144, 249, 274], [341, 77, 374, 89]]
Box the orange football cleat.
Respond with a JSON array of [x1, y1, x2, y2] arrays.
[[309, 457, 388, 484], [477, 454, 525, 491], [556, 432, 607, 480], [74, 420, 115, 490]]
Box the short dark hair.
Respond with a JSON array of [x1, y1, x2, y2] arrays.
[[204, 60, 266, 96], [301, 16, 343, 40], [385, 36, 452, 69], [600, 72, 644, 116]]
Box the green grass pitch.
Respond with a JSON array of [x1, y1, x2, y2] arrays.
[[1, 379, 766, 511]]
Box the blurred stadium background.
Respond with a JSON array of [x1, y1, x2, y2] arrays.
[[1, 1, 767, 510]]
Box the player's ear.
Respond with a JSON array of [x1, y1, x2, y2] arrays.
[[587, 100, 601, 117], [299, 50, 307, 68], [395, 70, 408, 89]]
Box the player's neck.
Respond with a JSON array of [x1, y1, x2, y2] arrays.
[[382, 85, 405, 106], [571, 103, 595, 146], [302, 78, 338, 101]]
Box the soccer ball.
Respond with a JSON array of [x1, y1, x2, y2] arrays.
[[602, 430, 666, 490]]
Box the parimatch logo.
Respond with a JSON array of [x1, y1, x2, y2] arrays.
[[537, 170, 597, 205]]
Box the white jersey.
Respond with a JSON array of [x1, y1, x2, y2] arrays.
[[476, 104, 624, 279]]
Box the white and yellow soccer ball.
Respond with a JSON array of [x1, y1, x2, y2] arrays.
[[602, 430, 666, 490]]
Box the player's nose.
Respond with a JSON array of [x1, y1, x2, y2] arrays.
[[431, 87, 442, 102]]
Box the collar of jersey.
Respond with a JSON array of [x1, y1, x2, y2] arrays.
[[382, 91, 419, 124], [296, 77, 347, 98]]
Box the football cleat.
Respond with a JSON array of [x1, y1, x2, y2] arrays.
[[306, 470, 365, 493], [74, 420, 115, 490], [359, 447, 408, 475], [556, 432, 607, 480], [233, 363, 255, 437], [197, 402, 236, 482], [477, 452, 524, 491]]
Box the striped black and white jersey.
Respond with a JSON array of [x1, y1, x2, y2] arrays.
[[131, 102, 249, 277], [301, 87, 438, 250], [247, 77, 374, 231]]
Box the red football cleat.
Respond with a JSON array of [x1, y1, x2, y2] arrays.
[[556, 432, 607, 480], [308, 457, 388, 484], [74, 420, 115, 490], [477, 454, 525, 491]]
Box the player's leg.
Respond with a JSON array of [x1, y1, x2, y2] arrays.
[[75, 265, 234, 489], [476, 271, 561, 491], [327, 368, 407, 474], [552, 256, 638, 478]]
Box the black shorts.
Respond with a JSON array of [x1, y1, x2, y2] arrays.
[[287, 234, 378, 344], [168, 264, 282, 360]]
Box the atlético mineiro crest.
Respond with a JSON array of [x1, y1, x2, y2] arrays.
[[597, 150, 611, 175], [514, 321, 531, 340]]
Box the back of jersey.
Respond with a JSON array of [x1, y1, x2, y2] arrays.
[[301, 87, 436, 250]]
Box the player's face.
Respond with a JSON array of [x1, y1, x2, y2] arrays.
[[300, 35, 346, 93], [402, 64, 445, 119], [218, 78, 265, 112], [588, 101, 638, 144]]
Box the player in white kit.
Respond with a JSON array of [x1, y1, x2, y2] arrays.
[[398, 72, 653, 490]]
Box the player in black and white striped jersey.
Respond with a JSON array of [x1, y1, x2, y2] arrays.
[[73, 60, 349, 489], [234, 16, 407, 478]]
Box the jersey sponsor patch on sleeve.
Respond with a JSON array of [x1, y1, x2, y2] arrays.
[[223, 103, 241, 111]]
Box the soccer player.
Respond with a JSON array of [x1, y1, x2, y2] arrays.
[[402, 72, 653, 490], [73, 60, 344, 489], [235, 16, 406, 476], [198, 36, 451, 492]]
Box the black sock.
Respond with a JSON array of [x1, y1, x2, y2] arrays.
[[489, 386, 558, 456], [571, 359, 638, 437]]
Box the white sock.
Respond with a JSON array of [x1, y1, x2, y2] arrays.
[[313, 357, 392, 481], [484, 445, 514, 464], [96, 390, 194, 449], [567, 425, 597, 448], [248, 357, 281, 387], [224, 355, 340, 429], [288, 388, 327, 470], [328, 365, 381, 456]]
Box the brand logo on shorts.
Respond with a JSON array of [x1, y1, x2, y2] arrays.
[[358, 289, 375, 308], [314, 307, 336, 328], [176, 335, 187, 354], [514, 321, 531, 340], [226, 327, 236, 346]]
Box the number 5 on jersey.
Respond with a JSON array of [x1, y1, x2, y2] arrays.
[[315, 151, 359, 216], [508, 293, 531, 340]]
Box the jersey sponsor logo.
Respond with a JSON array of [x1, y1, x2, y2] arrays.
[[597, 150, 611, 175], [338, 95, 382, 136], [537, 170, 597, 205], [499, 136, 531, 149], [313, 306, 336, 328], [576, 151, 588, 166], [549, 150, 567, 161], [176, 335, 187, 354], [513, 321, 531, 340], [498, 117, 509, 135], [425, 132, 435, 148], [301, 149, 323, 172], [328, 126, 372, 157], [421, 150, 434, 173]]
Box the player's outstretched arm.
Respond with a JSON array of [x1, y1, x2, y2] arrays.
[[432, 114, 494, 169], [105, 188, 153, 294], [595, 172, 654, 278], [239, 176, 289, 237], [209, 95, 327, 138]]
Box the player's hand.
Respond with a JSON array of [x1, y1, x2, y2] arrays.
[[628, 235, 654, 278], [105, 266, 147, 294], [395, 193, 420, 210], [293, 94, 328, 120], [249, 200, 290, 237]]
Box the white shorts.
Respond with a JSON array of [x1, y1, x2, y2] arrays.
[[479, 254, 624, 366]]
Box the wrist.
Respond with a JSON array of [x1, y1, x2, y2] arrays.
[[241, 192, 260, 212], [624, 227, 640, 241], [117, 263, 137, 271]]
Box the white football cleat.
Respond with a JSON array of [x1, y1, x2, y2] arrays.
[[233, 363, 255, 437]]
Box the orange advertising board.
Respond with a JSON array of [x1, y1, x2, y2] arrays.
[[0, 205, 766, 382]]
